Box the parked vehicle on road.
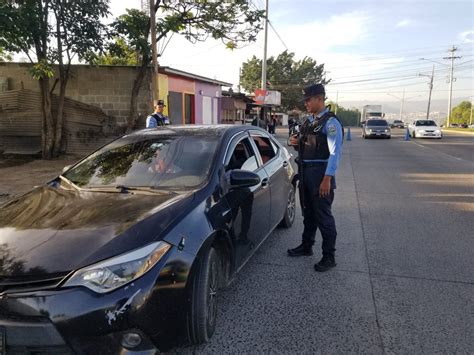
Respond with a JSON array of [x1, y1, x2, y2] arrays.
[[362, 119, 391, 139], [408, 119, 442, 138], [391, 120, 404, 128], [0, 125, 296, 353]]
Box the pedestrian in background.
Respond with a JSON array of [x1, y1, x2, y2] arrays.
[[287, 83, 344, 272], [146, 100, 170, 128]]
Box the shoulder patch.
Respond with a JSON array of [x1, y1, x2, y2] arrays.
[[327, 123, 337, 136]]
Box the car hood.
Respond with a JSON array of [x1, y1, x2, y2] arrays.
[[0, 184, 195, 278]]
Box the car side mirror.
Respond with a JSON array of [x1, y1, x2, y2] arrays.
[[228, 169, 260, 188], [62, 165, 71, 174]]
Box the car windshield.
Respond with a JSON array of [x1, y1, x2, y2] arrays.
[[415, 120, 437, 126], [63, 134, 219, 189], [366, 120, 388, 126]]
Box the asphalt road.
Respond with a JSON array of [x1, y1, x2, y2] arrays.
[[177, 127, 474, 354]]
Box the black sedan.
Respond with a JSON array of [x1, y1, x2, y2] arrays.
[[0, 125, 296, 353]]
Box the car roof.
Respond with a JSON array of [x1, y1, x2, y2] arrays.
[[129, 125, 265, 137]]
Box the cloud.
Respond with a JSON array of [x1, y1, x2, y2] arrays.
[[396, 19, 411, 28], [458, 30, 474, 43], [276, 11, 373, 55]]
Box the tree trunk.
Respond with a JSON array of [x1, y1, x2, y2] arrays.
[[39, 77, 54, 159], [53, 73, 68, 157], [127, 61, 150, 132]]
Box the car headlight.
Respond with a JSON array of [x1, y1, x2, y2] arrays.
[[435, 130, 441, 134], [369, 129, 372, 132], [418, 129, 425, 133], [384, 129, 389, 132], [63, 241, 171, 293]]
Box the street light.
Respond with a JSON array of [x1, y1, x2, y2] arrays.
[[386, 90, 421, 121]]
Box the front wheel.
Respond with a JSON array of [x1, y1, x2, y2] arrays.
[[279, 185, 296, 228], [188, 247, 220, 344]]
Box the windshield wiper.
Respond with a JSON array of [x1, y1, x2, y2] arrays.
[[115, 185, 175, 195], [59, 175, 81, 190]]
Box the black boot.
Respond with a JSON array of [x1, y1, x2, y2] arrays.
[[287, 242, 313, 257], [314, 256, 337, 272]]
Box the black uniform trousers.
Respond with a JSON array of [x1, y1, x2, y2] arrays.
[[300, 163, 337, 258]]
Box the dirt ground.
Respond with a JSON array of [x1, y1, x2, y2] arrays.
[[0, 154, 81, 204]]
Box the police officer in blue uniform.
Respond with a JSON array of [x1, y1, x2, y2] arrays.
[[146, 100, 170, 128], [287, 83, 343, 272]]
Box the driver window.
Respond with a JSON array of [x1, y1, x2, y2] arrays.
[[226, 138, 258, 172]]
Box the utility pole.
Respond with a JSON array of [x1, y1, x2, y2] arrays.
[[419, 65, 434, 120], [444, 46, 461, 127], [400, 89, 405, 120], [149, 0, 158, 107], [261, 0, 269, 91], [335, 91, 339, 114], [259, 0, 269, 124]]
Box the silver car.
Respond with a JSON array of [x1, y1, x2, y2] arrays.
[[362, 119, 391, 139]]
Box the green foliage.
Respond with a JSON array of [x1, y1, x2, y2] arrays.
[[109, 8, 151, 63], [240, 50, 329, 111], [327, 101, 360, 126], [0, 47, 11, 61], [28, 59, 54, 80], [95, 38, 139, 66], [450, 100, 472, 125], [104, 2, 264, 67]]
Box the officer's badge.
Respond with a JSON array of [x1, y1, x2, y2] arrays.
[[328, 124, 337, 136]]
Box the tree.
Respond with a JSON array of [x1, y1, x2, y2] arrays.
[[0, 46, 11, 61], [95, 38, 140, 66], [327, 102, 360, 126], [0, 0, 109, 158], [240, 50, 329, 111], [450, 100, 471, 125], [109, 1, 264, 131]]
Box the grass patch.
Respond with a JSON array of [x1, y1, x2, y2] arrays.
[[442, 128, 474, 133]]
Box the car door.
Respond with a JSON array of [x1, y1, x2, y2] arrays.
[[223, 133, 271, 267], [249, 131, 290, 230]]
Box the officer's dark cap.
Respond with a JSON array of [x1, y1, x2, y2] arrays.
[[156, 100, 166, 106], [302, 83, 326, 100]]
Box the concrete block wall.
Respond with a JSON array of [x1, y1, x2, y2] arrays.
[[0, 63, 153, 126]]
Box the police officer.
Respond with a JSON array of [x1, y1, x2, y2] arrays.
[[146, 100, 170, 128], [287, 83, 343, 272]]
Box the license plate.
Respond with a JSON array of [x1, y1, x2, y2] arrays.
[[0, 326, 5, 355]]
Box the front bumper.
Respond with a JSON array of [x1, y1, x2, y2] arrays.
[[366, 131, 391, 138], [0, 248, 194, 354], [415, 131, 442, 138]]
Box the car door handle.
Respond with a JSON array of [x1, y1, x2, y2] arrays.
[[282, 161, 288, 168], [261, 177, 269, 188]]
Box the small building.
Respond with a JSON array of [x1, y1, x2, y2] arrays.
[[221, 90, 254, 124]]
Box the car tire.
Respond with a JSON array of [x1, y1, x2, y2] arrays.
[[188, 247, 220, 344], [279, 184, 296, 228]]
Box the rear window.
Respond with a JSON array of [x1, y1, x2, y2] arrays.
[[366, 120, 388, 126]]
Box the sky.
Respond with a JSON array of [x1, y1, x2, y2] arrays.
[[109, 0, 473, 115]]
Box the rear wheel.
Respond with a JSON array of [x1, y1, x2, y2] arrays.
[[279, 185, 296, 228], [188, 247, 220, 344]]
